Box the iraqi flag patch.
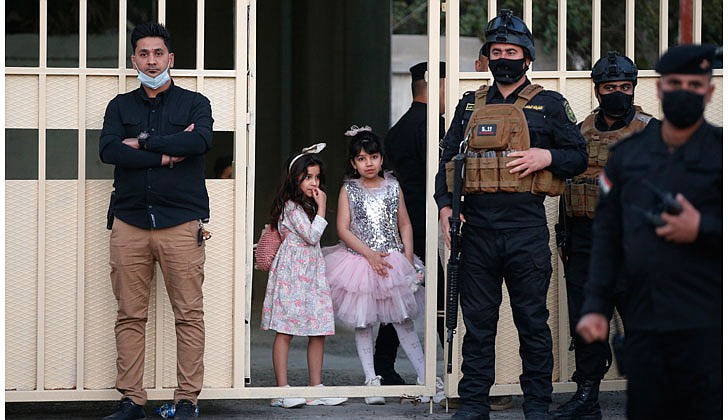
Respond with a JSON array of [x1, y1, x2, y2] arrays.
[[599, 171, 612, 195]]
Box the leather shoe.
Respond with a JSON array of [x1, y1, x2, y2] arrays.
[[174, 399, 198, 419], [103, 397, 146, 420]]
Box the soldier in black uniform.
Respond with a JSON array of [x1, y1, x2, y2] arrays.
[[435, 10, 587, 420], [551, 52, 653, 420], [577, 44, 722, 420], [376, 61, 446, 387]]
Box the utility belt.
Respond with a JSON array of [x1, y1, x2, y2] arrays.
[[563, 168, 601, 218], [445, 150, 564, 196]]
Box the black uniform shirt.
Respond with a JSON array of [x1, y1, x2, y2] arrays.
[[583, 120, 722, 331], [435, 80, 587, 229], [99, 82, 214, 229], [385, 101, 445, 240], [592, 106, 636, 131]]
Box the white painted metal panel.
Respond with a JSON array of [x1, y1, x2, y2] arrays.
[[203, 78, 236, 132], [85, 77, 119, 130], [44, 181, 79, 389], [6, 76, 40, 129], [6, 182, 40, 391], [46, 77, 79, 129], [83, 180, 118, 390]]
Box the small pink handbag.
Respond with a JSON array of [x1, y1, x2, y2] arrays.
[[255, 224, 284, 271]]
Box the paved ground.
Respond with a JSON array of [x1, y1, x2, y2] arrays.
[[6, 391, 628, 419]]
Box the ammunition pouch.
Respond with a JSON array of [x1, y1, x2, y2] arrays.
[[446, 157, 565, 197], [563, 171, 600, 218]]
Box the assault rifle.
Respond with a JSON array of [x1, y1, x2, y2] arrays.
[[446, 153, 465, 374]]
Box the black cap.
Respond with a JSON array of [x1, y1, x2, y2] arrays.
[[409, 61, 446, 82], [655, 44, 717, 75]]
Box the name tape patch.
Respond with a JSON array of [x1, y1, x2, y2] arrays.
[[477, 124, 497, 136]]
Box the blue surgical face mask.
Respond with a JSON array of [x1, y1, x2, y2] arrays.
[[137, 63, 171, 90]]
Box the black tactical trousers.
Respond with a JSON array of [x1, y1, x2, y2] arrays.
[[374, 232, 445, 374], [457, 224, 553, 415], [564, 217, 626, 381], [625, 328, 722, 420]]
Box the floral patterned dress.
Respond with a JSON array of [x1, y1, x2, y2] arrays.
[[261, 200, 335, 336]]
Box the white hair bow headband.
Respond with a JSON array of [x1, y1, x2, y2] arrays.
[[289, 142, 326, 171], [344, 125, 372, 137]]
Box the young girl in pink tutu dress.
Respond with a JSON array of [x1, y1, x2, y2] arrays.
[[261, 143, 347, 409], [323, 126, 426, 405]]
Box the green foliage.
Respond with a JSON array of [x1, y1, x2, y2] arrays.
[[392, 0, 723, 70]]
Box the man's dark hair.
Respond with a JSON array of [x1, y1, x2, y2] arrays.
[[131, 23, 172, 52]]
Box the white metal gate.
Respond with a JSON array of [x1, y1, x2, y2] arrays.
[[5, 0, 722, 403]]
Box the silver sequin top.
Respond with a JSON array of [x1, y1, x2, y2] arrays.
[[345, 173, 404, 254]]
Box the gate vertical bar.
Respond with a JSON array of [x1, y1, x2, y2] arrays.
[[234, 0, 253, 389], [659, 0, 669, 53], [77, 0, 89, 391], [37, 0, 49, 392], [443, 0, 460, 398], [424, 0, 441, 398], [626, 0, 635, 61], [592, 0, 601, 66], [692, 0, 702, 43]]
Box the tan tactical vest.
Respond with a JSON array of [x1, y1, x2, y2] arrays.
[[563, 106, 652, 218], [446, 84, 564, 196]]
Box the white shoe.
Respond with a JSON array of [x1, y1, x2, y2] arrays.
[[270, 397, 307, 408], [433, 377, 446, 404], [306, 384, 348, 406], [414, 376, 446, 404], [364, 376, 386, 405], [306, 397, 348, 406]]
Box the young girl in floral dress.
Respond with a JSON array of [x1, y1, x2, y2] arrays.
[[261, 143, 347, 408]]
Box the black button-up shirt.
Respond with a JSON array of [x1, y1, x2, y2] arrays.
[[435, 80, 587, 229], [583, 121, 722, 331], [99, 82, 214, 229]]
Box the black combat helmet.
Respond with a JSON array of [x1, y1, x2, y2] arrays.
[[484, 9, 536, 61], [591, 51, 638, 86]]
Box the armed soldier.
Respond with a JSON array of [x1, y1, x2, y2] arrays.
[[551, 52, 654, 420], [435, 10, 587, 420], [577, 44, 722, 420]]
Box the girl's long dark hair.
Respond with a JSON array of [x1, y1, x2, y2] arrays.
[[347, 129, 385, 179], [269, 154, 326, 228]]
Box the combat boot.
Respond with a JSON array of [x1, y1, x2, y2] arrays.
[[550, 379, 602, 419]]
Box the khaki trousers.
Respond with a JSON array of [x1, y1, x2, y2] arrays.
[[110, 218, 206, 405]]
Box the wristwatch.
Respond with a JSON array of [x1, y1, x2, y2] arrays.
[[137, 131, 150, 150]]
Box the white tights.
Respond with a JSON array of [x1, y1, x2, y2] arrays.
[[355, 319, 425, 381]]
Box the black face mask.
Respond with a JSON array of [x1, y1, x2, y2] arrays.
[[662, 90, 705, 128], [598, 91, 633, 119], [488, 58, 528, 85]]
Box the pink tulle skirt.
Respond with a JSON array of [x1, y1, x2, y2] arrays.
[[323, 243, 425, 329]]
